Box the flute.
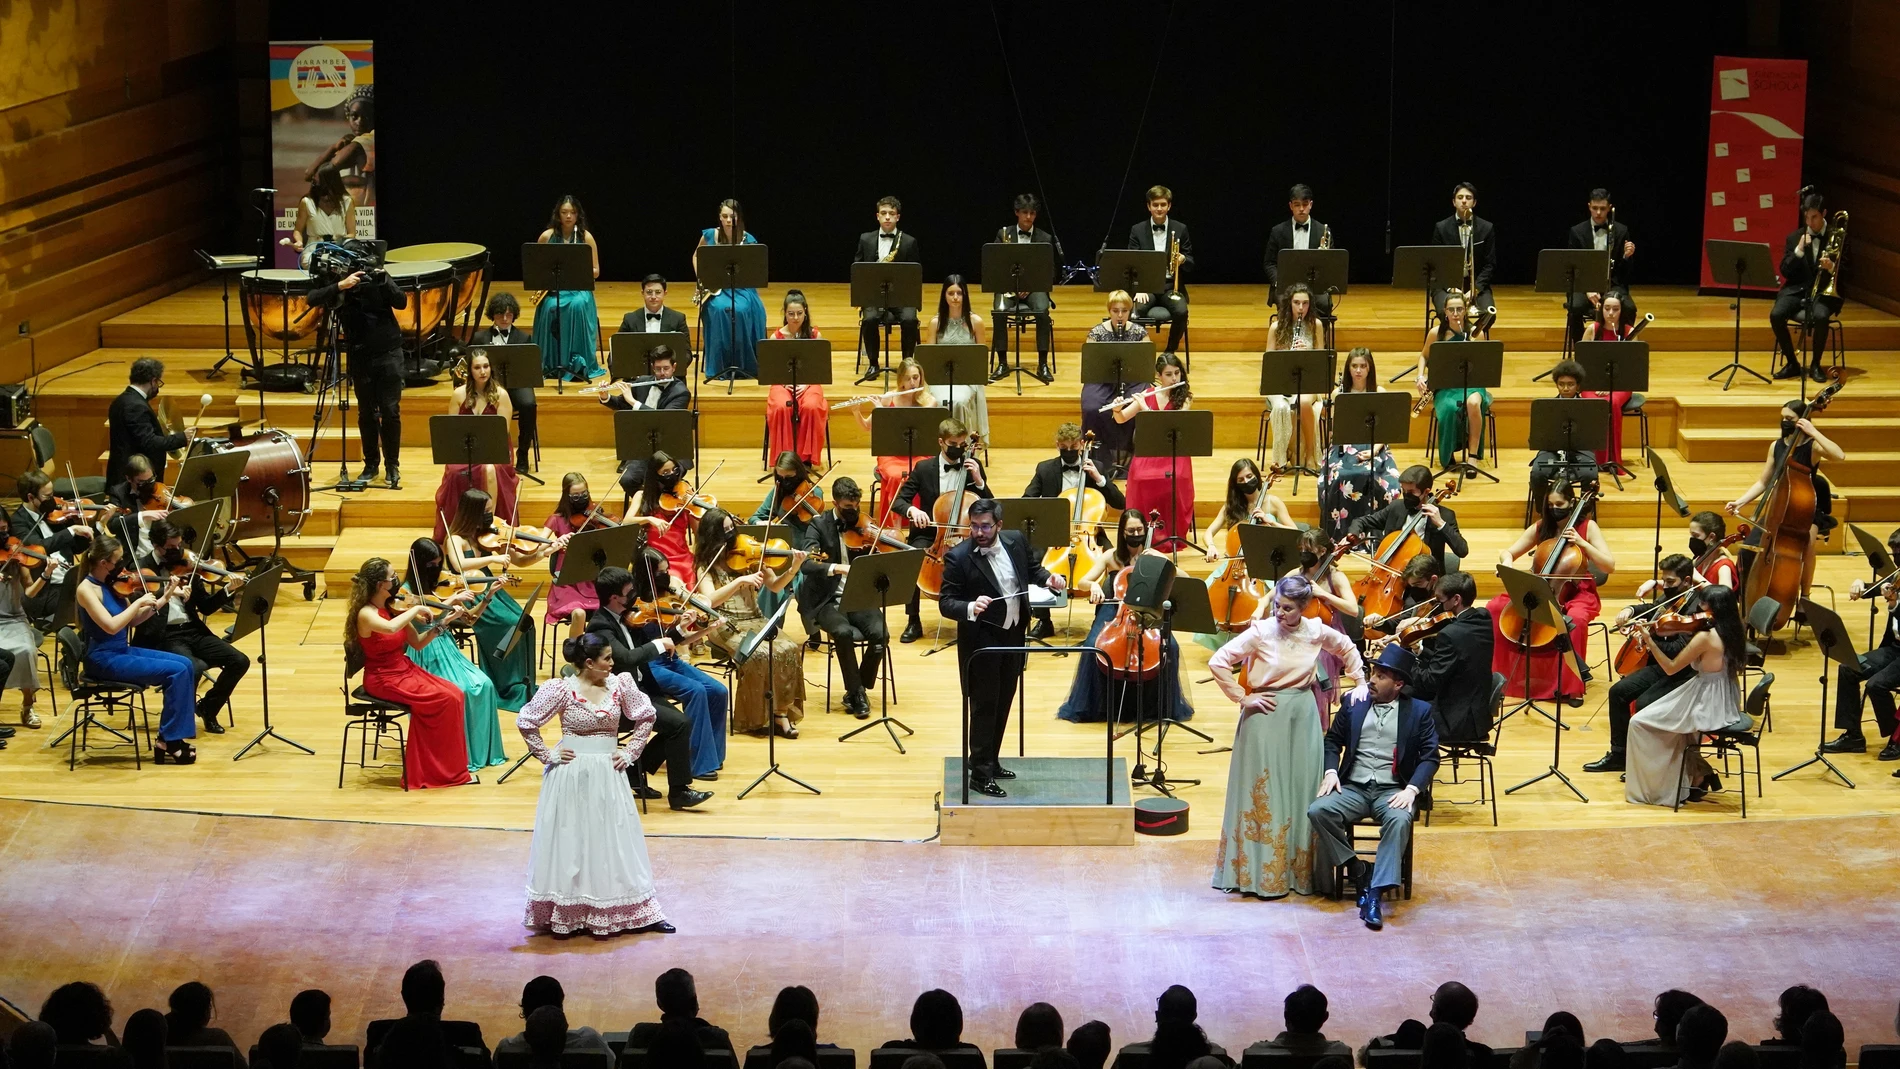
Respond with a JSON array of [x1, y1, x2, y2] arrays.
[[1095, 380, 1182, 413], [831, 386, 927, 410], [578, 375, 670, 396]]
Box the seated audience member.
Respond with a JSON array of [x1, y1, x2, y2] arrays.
[[377, 960, 487, 1066], [1675, 1005, 1728, 1069], [1511, 1016, 1586, 1069], [901, 1057, 947, 1069], [1587, 1040, 1629, 1069], [9, 1021, 60, 1069], [1714, 1042, 1759, 1069], [1420, 1023, 1469, 1069], [1034, 1053, 1083, 1069], [290, 989, 332, 1045], [375, 1017, 456, 1069], [1766, 986, 1829, 1046], [771, 1019, 820, 1067], [527, 1006, 578, 1068], [1263, 985, 1351, 1057], [121, 1008, 167, 1069], [1017, 1003, 1066, 1052], [646, 1020, 710, 1069], [630, 969, 735, 1056], [39, 980, 119, 1045], [1069, 1021, 1113, 1069], [256, 1023, 308, 1069], [1149, 985, 1228, 1068], [1186, 1059, 1229, 1069], [1375, 983, 1491, 1064], [1797, 1012, 1845, 1069], [166, 981, 247, 1063], [880, 989, 979, 1054], [1642, 992, 1705, 1050], [496, 976, 611, 1060], [1312, 1059, 1352, 1069], [782, 1061, 819, 1069], [769, 986, 830, 1049]]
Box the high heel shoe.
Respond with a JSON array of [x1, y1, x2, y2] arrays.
[[154, 740, 197, 765], [774, 717, 798, 739]]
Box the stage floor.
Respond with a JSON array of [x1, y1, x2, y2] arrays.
[[4, 798, 1899, 1058]]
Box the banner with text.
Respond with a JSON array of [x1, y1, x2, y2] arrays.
[[1700, 56, 1807, 293], [269, 41, 376, 270]]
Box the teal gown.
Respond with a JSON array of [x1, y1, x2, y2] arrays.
[[403, 581, 507, 770]]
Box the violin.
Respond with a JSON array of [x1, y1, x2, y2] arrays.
[[769, 475, 825, 525], [111, 567, 175, 599], [571, 503, 622, 531], [1301, 532, 1365, 622], [1387, 609, 1457, 650], [1207, 467, 1287, 632], [1695, 524, 1750, 579], [1354, 480, 1460, 634], [625, 592, 726, 630], [1041, 432, 1113, 592], [398, 585, 496, 644], [0, 537, 52, 576], [46, 496, 112, 526], [476, 521, 562, 555], [141, 481, 193, 510], [658, 478, 719, 520], [722, 533, 824, 576], [918, 436, 983, 599], [1095, 512, 1166, 681], [1741, 371, 1851, 631], [434, 573, 519, 598], [159, 553, 251, 594], [1496, 489, 1599, 651], [840, 517, 912, 555]]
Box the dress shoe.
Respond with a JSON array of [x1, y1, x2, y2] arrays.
[[901, 617, 924, 643], [856, 367, 883, 385], [1360, 887, 1385, 930], [848, 691, 871, 719], [1583, 750, 1626, 773], [806, 632, 823, 651], [385, 466, 401, 490], [358, 465, 380, 484], [992, 765, 1016, 780], [1823, 732, 1867, 754], [1879, 741, 1900, 761], [1028, 617, 1054, 640], [633, 784, 662, 800], [199, 716, 225, 735], [1034, 364, 1054, 384], [1773, 363, 1804, 380], [636, 920, 677, 934], [1344, 856, 1373, 891], [695, 770, 719, 781], [1809, 364, 1829, 383], [970, 777, 1007, 798], [668, 788, 713, 810], [990, 365, 1012, 382], [0, 724, 15, 738]]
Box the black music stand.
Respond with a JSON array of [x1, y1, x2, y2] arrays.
[[869, 403, 947, 515], [554, 525, 644, 590], [980, 241, 1056, 394], [1389, 246, 1466, 381], [1423, 340, 1503, 484], [1258, 348, 1337, 486], [479, 342, 547, 483], [1080, 340, 1158, 469], [1646, 447, 1691, 591], [1277, 248, 1351, 342], [609, 331, 693, 381], [1122, 576, 1213, 795], [1131, 409, 1213, 558], [1777, 598, 1858, 788], [1575, 340, 1649, 482], [757, 338, 834, 468], [228, 565, 307, 761], [850, 261, 923, 384], [1847, 523, 1895, 652], [520, 242, 595, 396], [173, 450, 250, 523], [1497, 564, 1588, 802], [1095, 250, 1168, 296], [1328, 392, 1413, 534], [165, 500, 226, 558], [1534, 248, 1610, 364], [987, 497, 1073, 649], [910, 341, 987, 448], [1705, 239, 1776, 389], [428, 414, 511, 484], [696, 242, 770, 393], [837, 548, 926, 752], [1529, 397, 1612, 488], [736, 590, 820, 799], [613, 408, 697, 474], [1237, 523, 1304, 586]]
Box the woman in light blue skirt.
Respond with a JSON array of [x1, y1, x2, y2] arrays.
[[532, 195, 603, 382], [696, 198, 766, 380]]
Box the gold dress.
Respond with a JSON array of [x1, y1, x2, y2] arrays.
[[702, 564, 807, 733]]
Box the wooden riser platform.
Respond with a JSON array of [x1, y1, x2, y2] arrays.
[[938, 757, 1135, 846]]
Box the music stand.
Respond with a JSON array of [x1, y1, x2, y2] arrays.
[[520, 242, 594, 396], [554, 525, 644, 589], [870, 406, 947, 527], [757, 338, 834, 467], [1497, 565, 1588, 802], [475, 342, 546, 483], [1645, 447, 1691, 590], [609, 331, 694, 387], [1705, 239, 1776, 389], [980, 241, 1056, 393], [1258, 348, 1337, 486], [174, 449, 251, 521], [1574, 340, 1649, 482], [1776, 597, 1858, 788], [1125, 575, 1214, 794], [614, 409, 697, 471], [735, 590, 820, 799], [1389, 245, 1466, 380], [1278, 249, 1351, 340], [1236, 523, 1304, 586], [1528, 397, 1612, 489], [1534, 248, 1611, 365], [696, 242, 770, 393], [837, 548, 926, 752], [496, 581, 544, 664], [1095, 250, 1168, 295], [1423, 340, 1504, 483], [1080, 340, 1158, 468], [850, 261, 923, 384], [987, 497, 1072, 648], [228, 564, 308, 761], [1132, 409, 1212, 558], [1847, 523, 1895, 651], [166, 500, 226, 558], [428, 415, 511, 496], [1326, 392, 1413, 533]]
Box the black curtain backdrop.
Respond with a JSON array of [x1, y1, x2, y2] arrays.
[[270, 1, 1748, 294]]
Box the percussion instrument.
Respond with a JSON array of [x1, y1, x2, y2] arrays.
[[383, 260, 456, 338], [240, 269, 323, 342], [385, 242, 489, 323], [196, 429, 311, 543]]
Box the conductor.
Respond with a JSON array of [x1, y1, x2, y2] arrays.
[[939, 498, 1066, 797]]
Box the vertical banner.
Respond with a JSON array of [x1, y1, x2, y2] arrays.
[[269, 41, 376, 269], [1700, 56, 1807, 293]]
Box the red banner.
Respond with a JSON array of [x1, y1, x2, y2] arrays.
[[1700, 56, 1808, 292]]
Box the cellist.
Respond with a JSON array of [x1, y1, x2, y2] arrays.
[[1584, 554, 1704, 775], [1023, 422, 1124, 640], [1347, 465, 1469, 569], [1055, 510, 1192, 724], [1724, 398, 1845, 620], [1486, 480, 1616, 706], [896, 418, 991, 643]]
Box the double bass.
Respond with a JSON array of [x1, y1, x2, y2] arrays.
[[1353, 480, 1461, 634], [1095, 513, 1165, 680], [1496, 488, 1599, 650], [1740, 372, 1851, 631], [1042, 431, 1110, 591]]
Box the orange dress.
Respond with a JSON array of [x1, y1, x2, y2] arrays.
[[766, 327, 828, 463]]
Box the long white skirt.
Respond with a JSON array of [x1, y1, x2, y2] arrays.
[[1626, 669, 1738, 806], [522, 733, 664, 935]]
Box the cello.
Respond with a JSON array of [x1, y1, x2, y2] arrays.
[[1042, 431, 1111, 591], [1353, 480, 1460, 630], [1095, 512, 1165, 681], [917, 435, 983, 600], [1739, 372, 1851, 630], [1496, 488, 1599, 650], [1207, 467, 1287, 631]]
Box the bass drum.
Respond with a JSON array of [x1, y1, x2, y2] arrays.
[[226, 430, 312, 543], [386, 242, 488, 324], [383, 259, 455, 339], [240, 269, 322, 342]]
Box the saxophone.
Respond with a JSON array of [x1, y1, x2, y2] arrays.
[[882, 229, 902, 262], [1812, 211, 1848, 301]]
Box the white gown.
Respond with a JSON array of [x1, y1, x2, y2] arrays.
[[1625, 666, 1740, 806], [518, 674, 665, 935]]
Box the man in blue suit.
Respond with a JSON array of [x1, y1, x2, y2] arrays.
[[1309, 644, 1439, 930]]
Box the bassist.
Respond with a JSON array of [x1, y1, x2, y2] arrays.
[[1726, 396, 1846, 628]]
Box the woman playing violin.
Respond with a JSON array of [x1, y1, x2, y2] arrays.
[[1486, 481, 1616, 705], [1056, 510, 1193, 724], [1623, 584, 1746, 806], [850, 357, 943, 526], [445, 488, 566, 710], [0, 508, 52, 728], [75, 534, 198, 764], [1204, 459, 1293, 563], [751, 452, 821, 537], [432, 348, 521, 544], [628, 451, 697, 588], [544, 473, 606, 640], [345, 556, 475, 788], [692, 508, 806, 738], [1724, 398, 1846, 614], [403, 538, 508, 771], [765, 289, 829, 465]]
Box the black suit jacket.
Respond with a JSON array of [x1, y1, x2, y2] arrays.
[[627, 1018, 735, 1056], [12, 502, 87, 560], [894, 458, 992, 543], [106, 386, 185, 486], [1431, 214, 1496, 292], [600, 376, 692, 412], [1347, 499, 1470, 565], [1406, 607, 1496, 742], [1324, 694, 1439, 792], [1778, 226, 1831, 293], [796, 512, 851, 625], [854, 230, 922, 267], [1566, 219, 1634, 293], [585, 606, 667, 691], [470, 325, 532, 348], [1263, 217, 1329, 290], [939, 531, 1048, 646], [1127, 218, 1193, 294], [615, 306, 690, 335], [1022, 456, 1126, 511]]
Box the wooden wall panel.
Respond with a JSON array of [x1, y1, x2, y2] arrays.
[[1805, 0, 1900, 313]]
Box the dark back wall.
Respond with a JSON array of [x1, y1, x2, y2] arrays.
[[271, 2, 1748, 292]]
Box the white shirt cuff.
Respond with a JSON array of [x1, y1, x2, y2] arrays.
[[645, 640, 667, 657], [967, 603, 981, 621]]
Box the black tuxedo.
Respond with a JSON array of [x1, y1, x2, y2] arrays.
[[1835, 601, 1900, 740], [1127, 218, 1192, 352], [1770, 225, 1843, 370], [1603, 588, 1707, 753], [1405, 606, 1496, 741], [13, 502, 88, 561], [1564, 219, 1637, 340], [895, 457, 993, 550], [106, 386, 186, 486], [991, 225, 1055, 363], [798, 512, 889, 699], [1264, 217, 1335, 315], [584, 605, 694, 794], [854, 231, 923, 366], [1431, 214, 1497, 317], [1347, 499, 1469, 568], [1022, 456, 1126, 511], [940, 530, 1050, 778], [615, 306, 689, 335], [471, 324, 540, 468]]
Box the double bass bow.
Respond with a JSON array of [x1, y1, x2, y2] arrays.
[[1737, 371, 1853, 631]]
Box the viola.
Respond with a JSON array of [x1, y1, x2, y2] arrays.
[[476, 521, 561, 555], [1354, 480, 1461, 635], [918, 437, 984, 600], [1496, 489, 1599, 651], [160, 553, 252, 594], [1041, 431, 1111, 591], [1301, 532, 1365, 622], [722, 533, 824, 576], [658, 478, 719, 520], [1206, 467, 1286, 632], [1095, 512, 1166, 681], [571, 503, 622, 531], [1741, 371, 1852, 631]]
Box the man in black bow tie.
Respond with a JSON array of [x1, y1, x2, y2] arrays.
[[472, 291, 540, 470], [1127, 184, 1193, 356], [895, 418, 992, 643], [1564, 188, 1637, 342], [991, 193, 1055, 383], [617, 274, 689, 336], [1431, 182, 1496, 333], [1263, 184, 1334, 317], [853, 196, 923, 383], [1021, 421, 1124, 638]]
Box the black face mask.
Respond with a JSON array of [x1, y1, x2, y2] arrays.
[[1545, 505, 1570, 523], [1299, 552, 1320, 569], [569, 494, 591, 512], [775, 475, 801, 495], [1058, 448, 1080, 466], [1688, 537, 1709, 557], [837, 508, 860, 528], [1404, 494, 1423, 512], [1236, 480, 1259, 494], [944, 444, 965, 463], [1780, 419, 1798, 437], [1121, 531, 1144, 549]]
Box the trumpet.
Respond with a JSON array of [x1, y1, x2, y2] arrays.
[[1812, 210, 1848, 301], [1096, 380, 1182, 413], [1166, 231, 1184, 297], [832, 386, 926, 410]]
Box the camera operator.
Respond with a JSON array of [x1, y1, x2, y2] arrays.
[[310, 249, 406, 488]]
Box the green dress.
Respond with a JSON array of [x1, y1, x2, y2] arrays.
[[1428, 330, 1492, 467], [450, 542, 536, 711], [402, 580, 507, 770]]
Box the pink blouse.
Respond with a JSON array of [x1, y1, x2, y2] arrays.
[[516, 673, 655, 768], [1207, 615, 1363, 702]]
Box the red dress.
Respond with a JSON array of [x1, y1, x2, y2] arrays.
[[361, 607, 472, 788], [543, 512, 601, 630], [1487, 520, 1604, 700], [766, 327, 828, 464], [433, 397, 523, 543], [640, 503, 697, 589], [1581, 322, 1635, 466], [1123, 391, 1196, 553]]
